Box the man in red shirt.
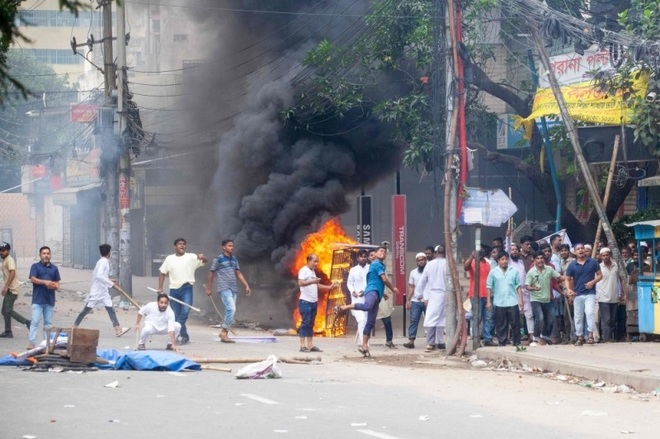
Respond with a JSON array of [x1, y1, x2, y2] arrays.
[[464, 248, 494, 346]]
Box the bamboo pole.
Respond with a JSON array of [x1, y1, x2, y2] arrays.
[[592, 135, 621, 258], [201, 365, 232, 373], [533, 28, 628, 287], [192, 356, 321, 364], [113, 285, 141, 309]]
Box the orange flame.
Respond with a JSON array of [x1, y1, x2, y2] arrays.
[[291, 217, 356, 336]]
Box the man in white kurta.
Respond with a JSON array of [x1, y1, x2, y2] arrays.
[[73, 244, 129, 337], [417, 247, 449, 351], [135, 294, 181, 351], [346, 250, 369, 345]]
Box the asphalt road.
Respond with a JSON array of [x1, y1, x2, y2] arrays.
[[1, 347, 658, 439]]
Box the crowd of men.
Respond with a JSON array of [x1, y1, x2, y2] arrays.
[[404, 232, 636, 348], [0, 238, 250, 352], [0, 232, 650, 353]]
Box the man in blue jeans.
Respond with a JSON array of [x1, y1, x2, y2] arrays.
[[565, 243, 602, 346], [206, 239, 251, 343], [464, 248, 494, 346], [27, 246, 60, 350], [403, 253, 428, 348], [157, 238, 207, 345]]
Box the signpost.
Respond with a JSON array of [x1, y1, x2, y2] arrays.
[[460, 187, 518, 351]]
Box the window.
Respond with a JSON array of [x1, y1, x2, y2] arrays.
[[15, 49, 81, 65], [173, 34, 188, 42], [18, 10, 104, 28]]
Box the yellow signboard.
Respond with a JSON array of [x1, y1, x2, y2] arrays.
[[516, 73, 648, 135]]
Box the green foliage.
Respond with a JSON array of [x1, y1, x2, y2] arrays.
[[0, 51, 76, 191], [613, 207, 660, 246], [0, 1, 91, 104], [591, 0, 660, 150], [291, 0, 441, 171]]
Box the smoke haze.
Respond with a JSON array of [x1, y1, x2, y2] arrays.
[[166, 0, 401, 277]]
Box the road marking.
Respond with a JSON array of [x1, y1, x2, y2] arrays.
[[356, 430, 400, 439], [240, 393, 280, 405]]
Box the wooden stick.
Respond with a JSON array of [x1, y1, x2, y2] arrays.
[[201, 365, 232, 373], [192, 356, 321, 364], [147, 287, 201, 312], [113, 285, 142, 309]]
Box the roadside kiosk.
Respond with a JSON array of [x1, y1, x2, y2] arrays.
[[627, 220, 660, 340]]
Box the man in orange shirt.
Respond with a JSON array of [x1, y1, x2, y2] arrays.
[[464, 248, 494, 346]]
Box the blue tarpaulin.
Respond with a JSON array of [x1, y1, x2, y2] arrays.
[[113, 350, 201, 371], [1, 349, 200, 372]]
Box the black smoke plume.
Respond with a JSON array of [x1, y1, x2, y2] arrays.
[[179, 1, 401, 274]]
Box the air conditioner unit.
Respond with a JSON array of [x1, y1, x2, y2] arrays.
[[577, 126, 653, 164], [97, 107, 115, 129]]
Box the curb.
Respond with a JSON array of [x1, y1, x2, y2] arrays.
[[476, 349, 660, 394]]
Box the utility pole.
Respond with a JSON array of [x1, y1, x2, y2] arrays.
[[116, 0, 132, 294], [100, 0, 120, 281]]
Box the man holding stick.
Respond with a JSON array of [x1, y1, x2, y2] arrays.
[[205, 239, 251, 343], [73, 244, 129, 337], [0, 242, 31, 338], [157, 238, 207, 345], [135, 294, 180, 351]]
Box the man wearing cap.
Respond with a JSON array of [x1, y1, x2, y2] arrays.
[[565, 244, 602, 346], [403, 252, 428, 349], [0, 243, 31, 338], [596, 247, 622, 343], [417, 245, 449, 351]]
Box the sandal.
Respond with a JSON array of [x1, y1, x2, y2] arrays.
[[574, 337, 583, 347], [357, 346, 371, 358], [309, 346, 323, 352], [586, 336, 595, 345], [137, 344, 146, 351], [299, 346, 309, 353], [424, 345, 436, 352]]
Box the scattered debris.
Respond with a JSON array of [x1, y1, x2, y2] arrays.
[[104, 380, 120, 388], [235, 355, 282, 379], [350, 423, 367, 427], [418, 415, 429, 421]]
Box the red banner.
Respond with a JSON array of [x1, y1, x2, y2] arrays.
[[70, 104, 99, 123], [391, 195, 406, 305]]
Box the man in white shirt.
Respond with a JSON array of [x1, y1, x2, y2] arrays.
[[417, 245, 449, 351], [297, 254, 337, 353], [135, 294, 181, 351], [157, 238, 207, 345], [73, 244, 129, 337], [403, 253, 427, 349], [346, 249, 369, 347]]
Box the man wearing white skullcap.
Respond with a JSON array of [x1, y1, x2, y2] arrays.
[[403, 253, 428, 349]]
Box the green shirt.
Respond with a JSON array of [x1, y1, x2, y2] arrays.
[[526, 265, 560, 303]]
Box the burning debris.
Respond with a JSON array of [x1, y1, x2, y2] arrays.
[[290, 218, 357, 337]]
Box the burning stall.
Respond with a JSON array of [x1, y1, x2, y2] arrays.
[[291, 218, 376, 337]]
